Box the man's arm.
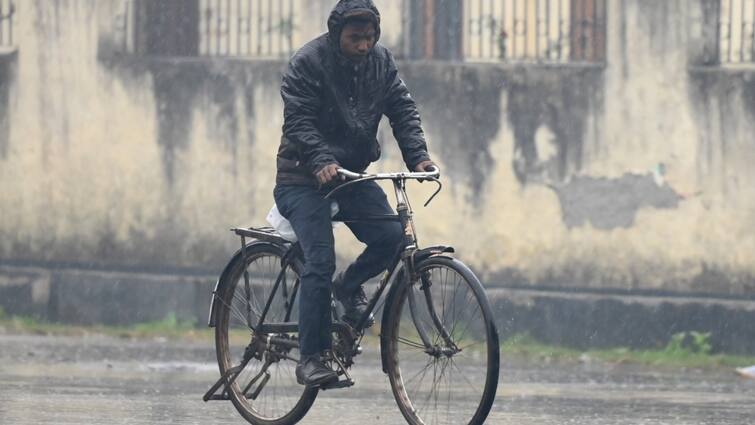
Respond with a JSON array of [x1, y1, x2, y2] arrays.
[[383, 52, 433, 172], [281, 54, 338, 179]]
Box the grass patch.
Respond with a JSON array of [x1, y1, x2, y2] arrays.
[[502, 333, 583, 360], [0, 313, 211, 342], [502, 332, 755, 370], [2, 316, 754, 371], [130, 313, 197, 336]]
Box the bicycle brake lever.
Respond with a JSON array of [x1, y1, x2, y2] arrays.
[[423, 179, 443, 207]]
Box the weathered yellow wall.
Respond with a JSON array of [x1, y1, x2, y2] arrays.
[[1, 0, 754, 295]]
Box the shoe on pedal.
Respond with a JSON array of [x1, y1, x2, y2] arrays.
[[296, 355, 338, 387], [333, 273, 375, 329]]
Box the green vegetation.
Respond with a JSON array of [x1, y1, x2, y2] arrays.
[[502, 333, 583, 360], [130, 313, 197, 335], [502, 332, 755, 370], [2, 315, 754, 370], [0, 313, 210, 342]]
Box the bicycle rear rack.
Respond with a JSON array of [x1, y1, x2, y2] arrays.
[[232, 226, 291, 244]]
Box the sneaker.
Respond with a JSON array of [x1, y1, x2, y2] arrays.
[[334, 273, 375, 329], [295, 354, 338, 387]]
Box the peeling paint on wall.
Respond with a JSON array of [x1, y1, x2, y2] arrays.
[[552, 172, 682, 229]]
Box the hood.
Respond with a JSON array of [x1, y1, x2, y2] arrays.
[[327, 0, 381, 47]]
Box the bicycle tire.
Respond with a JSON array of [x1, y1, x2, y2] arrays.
[[383, 256, 500, 425], [214, 242, 318, 425]]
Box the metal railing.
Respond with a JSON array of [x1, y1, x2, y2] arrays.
[[719, 0, 755, 63], [0, 0, 15, 48], [463, 0, 605, 63], [115, 0, 404, 59], [113, 0, 606, 63], [199, 0, 296, 57]]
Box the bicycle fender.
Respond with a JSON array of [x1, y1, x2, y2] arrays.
[[379, 245, 454, 373], [413, 245, 454, 263], [207, 241, 276, 328]]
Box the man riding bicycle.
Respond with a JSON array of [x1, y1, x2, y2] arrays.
[[273, 0, 436, 387]]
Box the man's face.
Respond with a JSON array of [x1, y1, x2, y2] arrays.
[[339, 21, 376, 62]]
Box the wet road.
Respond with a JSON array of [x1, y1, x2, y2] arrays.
[[0, 334, 753, 424]]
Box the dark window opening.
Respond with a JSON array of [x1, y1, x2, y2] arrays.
[[0, 0, 16, 51]]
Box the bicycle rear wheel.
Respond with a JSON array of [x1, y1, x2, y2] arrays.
[[384, 256, 499, 425], [214, 243, 317, 425]]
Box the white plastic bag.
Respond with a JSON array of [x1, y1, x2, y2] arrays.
[[737, 365, 755, 379], [266, 204, 298, 242], [267, 201, 340, 243]]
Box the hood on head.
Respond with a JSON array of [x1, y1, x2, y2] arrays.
[[327, 0, 381, 45]]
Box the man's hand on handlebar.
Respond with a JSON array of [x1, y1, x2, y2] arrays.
[[414, 160, 437, 173], [316, 163, 343, 185]]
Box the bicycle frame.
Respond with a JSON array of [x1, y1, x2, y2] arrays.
[[203, 167, 476, 404], [208, 168, 450, 347]]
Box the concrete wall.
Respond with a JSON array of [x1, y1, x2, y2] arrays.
[[1, 0, 755, 300]]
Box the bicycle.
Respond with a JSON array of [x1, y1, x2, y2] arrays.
[[203, 167, 500, 425]]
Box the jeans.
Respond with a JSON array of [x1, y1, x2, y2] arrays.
[[273, 181, 403, 356]]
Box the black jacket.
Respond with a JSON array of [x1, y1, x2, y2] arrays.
[[276, 0, 430, 186]]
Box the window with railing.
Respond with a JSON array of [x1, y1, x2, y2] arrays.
[[113, 0, 604, 63], [198, 0, 297, 57], [116, 0, 404, 58], [0, 0, 15, 50], [463, 0, 605, 63], [718, 0, 755, 63]]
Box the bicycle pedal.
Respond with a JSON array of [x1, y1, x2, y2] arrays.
[[318, 379, 354, 391]]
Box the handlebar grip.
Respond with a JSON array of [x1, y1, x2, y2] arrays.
[[421, 165, 440, 180], [336, 168, 362, 180]]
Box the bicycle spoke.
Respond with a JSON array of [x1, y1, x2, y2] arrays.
[[416, 358, 450, 418], [458, 340, 484, 352], [449, 358, 482, 394], [415, 359, 439, 414], [454, 303, 483, 345], [232, 290, 261, 318], [446, 359, 453, 423], [404, 358, 435, 394], [397, 336, 427, 350], [222, 294, 253, 329]]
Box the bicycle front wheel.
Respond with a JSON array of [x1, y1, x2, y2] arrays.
[[384, 256, 500, 425], [214, 242, 317, 425]]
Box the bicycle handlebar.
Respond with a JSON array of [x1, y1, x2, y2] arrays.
[[326, 166, 442, 206], [336, 166, 440, 181]]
